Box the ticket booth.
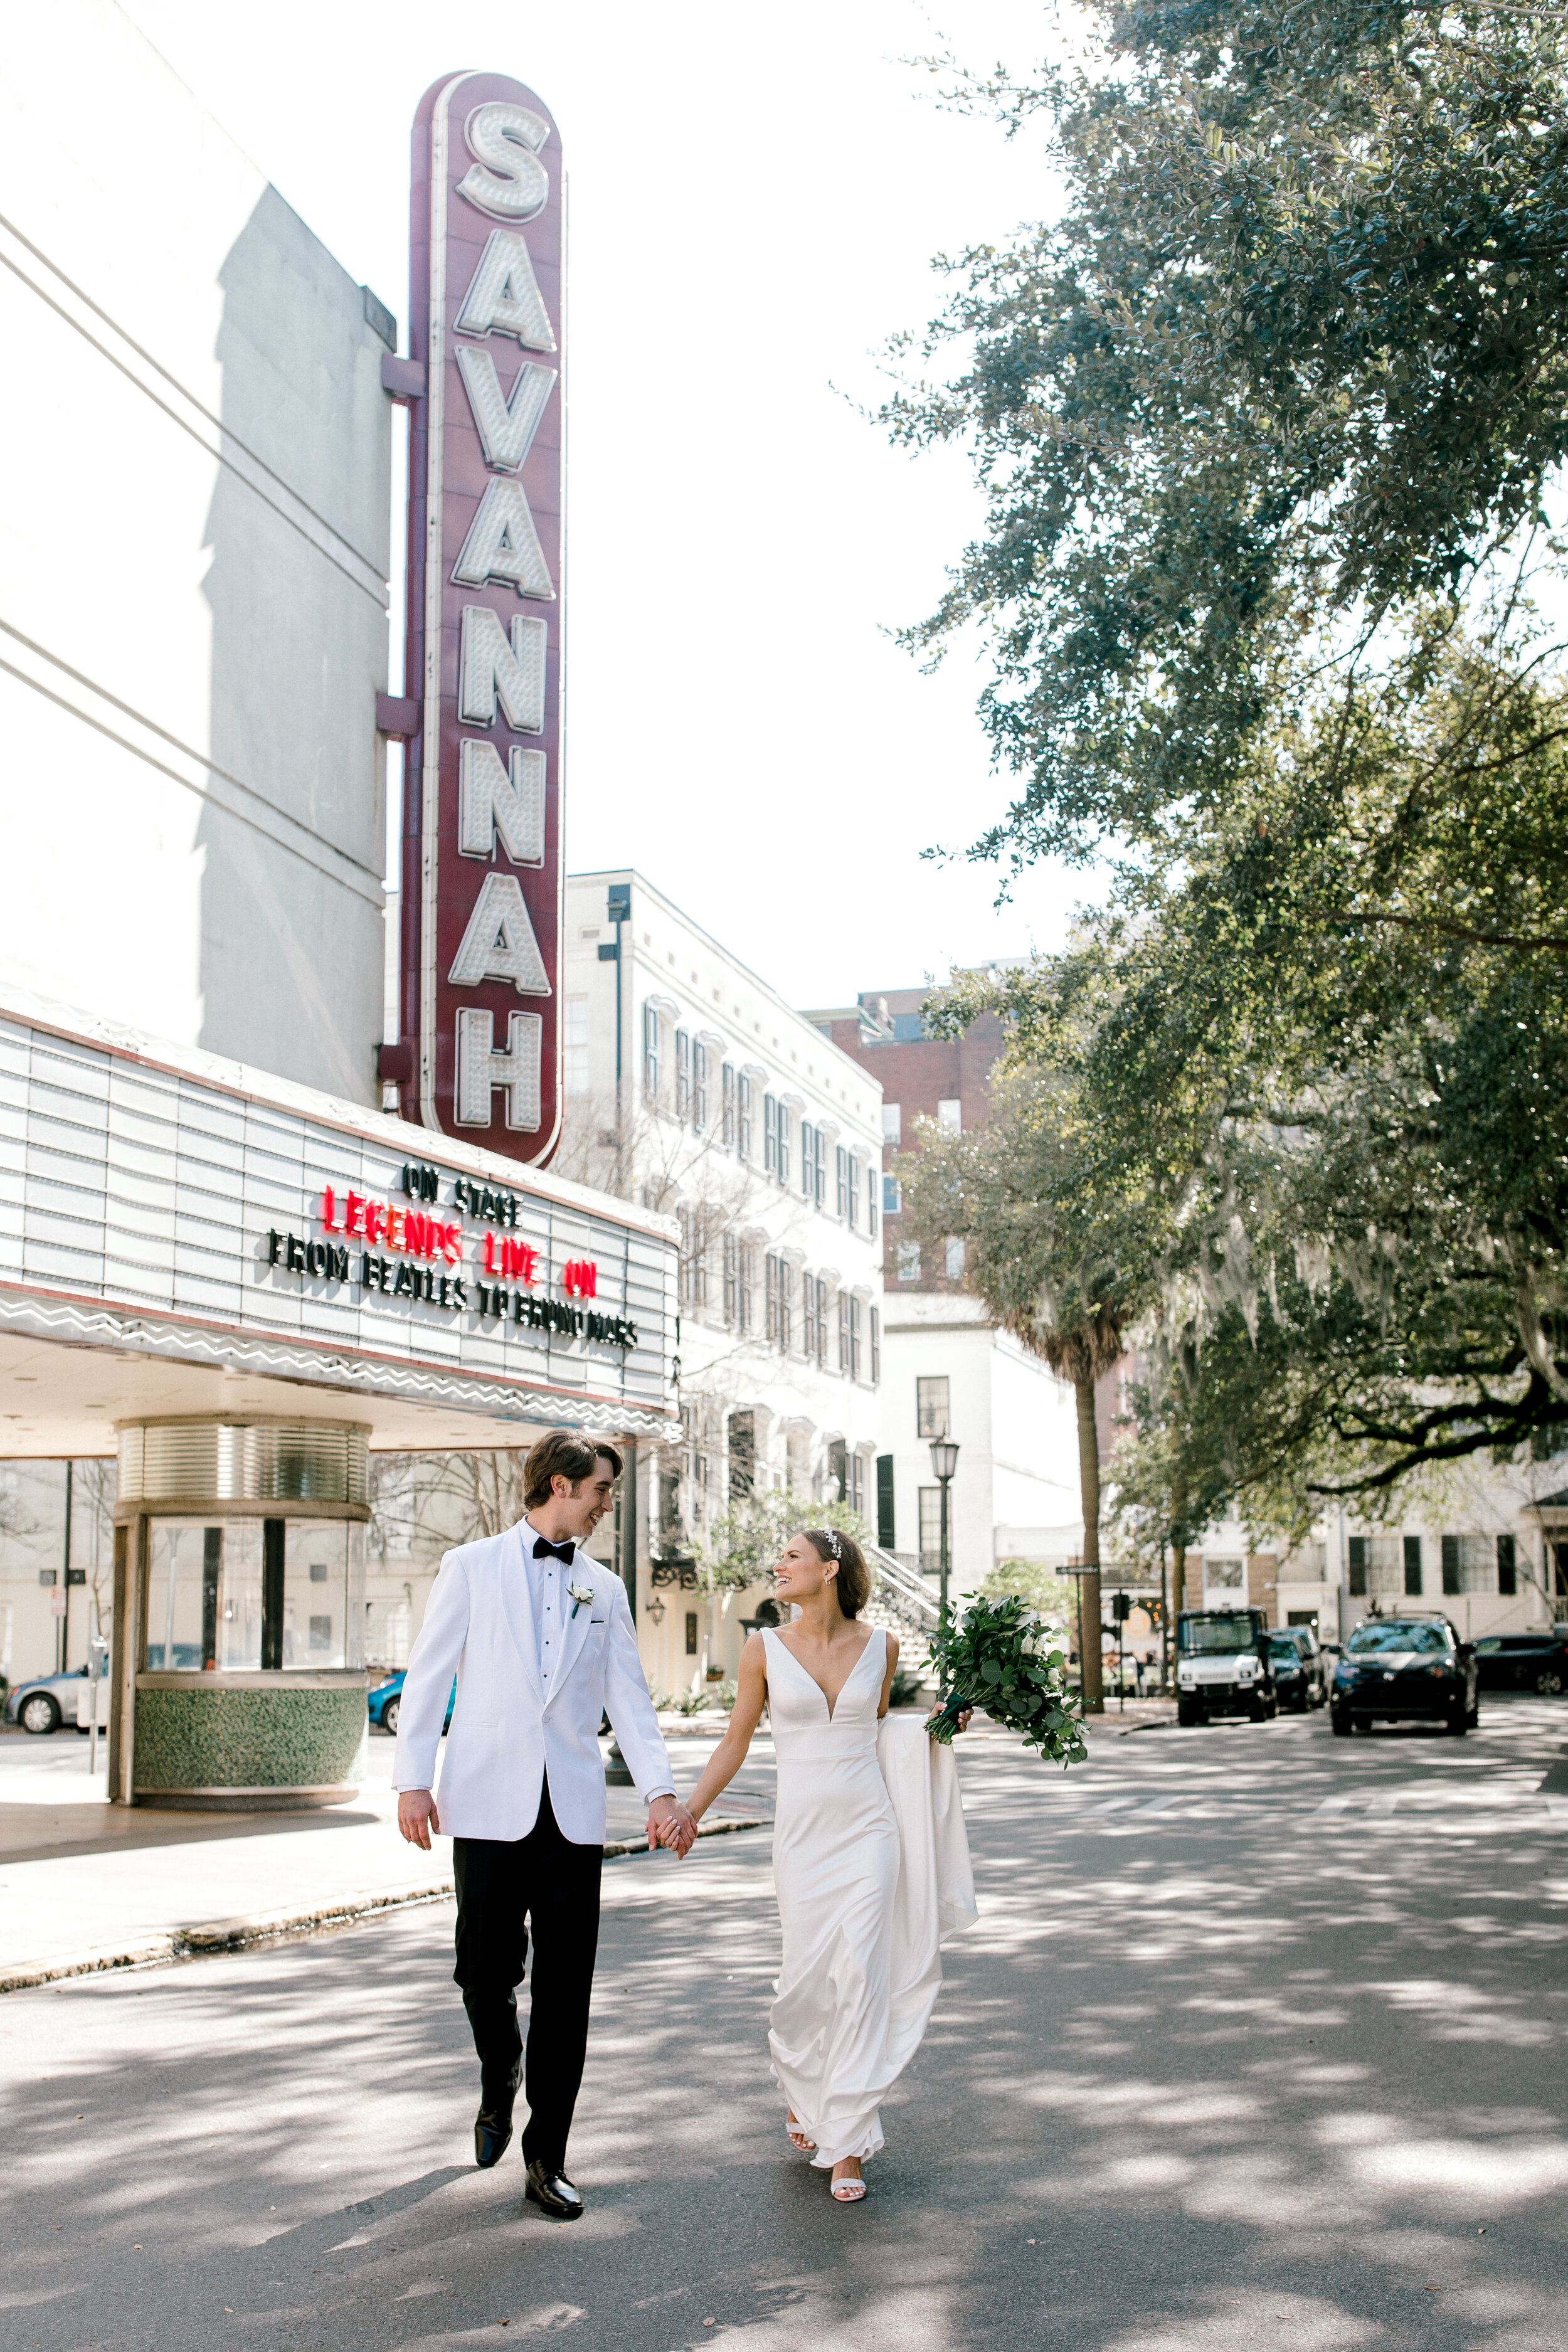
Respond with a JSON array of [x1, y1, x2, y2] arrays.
[[111, 1418, 371, 1808]]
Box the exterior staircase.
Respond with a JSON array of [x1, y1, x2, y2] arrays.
[[862, 1543, 942, 1643]]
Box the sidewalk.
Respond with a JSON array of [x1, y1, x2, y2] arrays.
[[0, 1725, 775, 1994]]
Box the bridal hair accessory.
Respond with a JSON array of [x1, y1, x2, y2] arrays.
[[825, 1531, 843, 1560], [568, 1579, 596, 1618]]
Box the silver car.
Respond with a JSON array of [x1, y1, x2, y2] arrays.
[[4, 1668, 90, 1734]]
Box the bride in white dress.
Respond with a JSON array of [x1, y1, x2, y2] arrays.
[[677, 1528, 974, 2203]]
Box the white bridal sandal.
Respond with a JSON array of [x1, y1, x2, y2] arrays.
[[830, 2166, 867, 2203], [787, 2112, 816, 2154]]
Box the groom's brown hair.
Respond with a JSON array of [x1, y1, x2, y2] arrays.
[[523, 1429, 623, 1509]]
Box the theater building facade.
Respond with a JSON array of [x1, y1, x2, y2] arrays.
[[0, 16, 677, 1801]]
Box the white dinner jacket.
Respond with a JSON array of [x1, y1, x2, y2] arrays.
[[391, 1523, 674, 1845]]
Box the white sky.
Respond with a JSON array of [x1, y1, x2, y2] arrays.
[[119, 0, 1090, 1009]]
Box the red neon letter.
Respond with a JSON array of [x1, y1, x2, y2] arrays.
[[345, 1191, 365, 1237], [322, 1185, 339, 1232]]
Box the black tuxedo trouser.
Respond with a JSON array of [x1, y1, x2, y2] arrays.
[[452, 1778, 603, 2173]]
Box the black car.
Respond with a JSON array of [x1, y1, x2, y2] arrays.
[[1472, 1633, 1568, 1697], [1267, 1628, 1328, 1712], [1331, 1614, 1478, 1736]]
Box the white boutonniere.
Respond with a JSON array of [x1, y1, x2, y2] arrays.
[[568, 1580, 596, 1619]]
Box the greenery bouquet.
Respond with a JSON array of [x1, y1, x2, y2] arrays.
[[925, 1594, 1087, 1768]]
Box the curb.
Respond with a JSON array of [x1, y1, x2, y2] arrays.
[[0, 1816, 770, 1995]]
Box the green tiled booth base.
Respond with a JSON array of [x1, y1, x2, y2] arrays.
[[134, 1685, 367, 1804]]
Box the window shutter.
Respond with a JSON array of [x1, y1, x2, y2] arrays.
[[1441, 1535, 1461, 1595], [1402, 1535, 1422, 1595], [764, 1093, 778, 1175], [876, 1453, 894, 1549], [870, 1305, 881, 1384], [1497, 1533, 1517, 1596], [1347, 1535, 1368, 1596]]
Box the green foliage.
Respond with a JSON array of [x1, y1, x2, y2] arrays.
[[650, 1680, 738, 1717], [889, 1, 1568, 872], [897, 3, 1568, 1503], [701, 1487, 872, 1593], [896, 1064, 1162, 1387], [926, 1594, 1089, 1766], [978, 1559, 1080, 1628]]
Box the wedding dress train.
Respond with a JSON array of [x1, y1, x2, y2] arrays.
[[763, 1625, 977, 2169]]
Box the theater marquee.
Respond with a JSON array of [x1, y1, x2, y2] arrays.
[[394, 72, 567, 1165]]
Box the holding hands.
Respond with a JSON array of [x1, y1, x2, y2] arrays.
[[647, 1794, 698, 1858]]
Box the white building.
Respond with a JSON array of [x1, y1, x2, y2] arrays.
[[1161, 1446, 1568, 1648], [0, 0, 394, 1106], [877, 1290, 1084, 1587], [558, 872, 886, 1693]]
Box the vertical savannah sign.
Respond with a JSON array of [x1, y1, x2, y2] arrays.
[[395, 73, 565, 1163]]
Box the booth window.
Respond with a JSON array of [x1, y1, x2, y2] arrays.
[[145, 1518, 364, 1671]]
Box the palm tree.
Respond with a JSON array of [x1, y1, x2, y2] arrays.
[[901, 1068, 1157, 1713]]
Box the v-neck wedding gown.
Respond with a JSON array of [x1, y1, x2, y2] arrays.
[[763, 1624, 975, 2169]]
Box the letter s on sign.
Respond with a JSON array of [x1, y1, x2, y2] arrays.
[[458, 103, 549, 222]]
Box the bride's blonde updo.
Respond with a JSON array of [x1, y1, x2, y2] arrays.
[[802, 1528, 872, 1619]]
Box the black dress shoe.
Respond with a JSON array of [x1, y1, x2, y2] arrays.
[[474, 2102, 514, 2168], [524, 2159, 583, 2220]]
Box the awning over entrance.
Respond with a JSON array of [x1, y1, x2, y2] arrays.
[[0, 985, 679, 1456]]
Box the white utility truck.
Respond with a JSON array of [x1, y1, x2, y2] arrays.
[[1175, 1607, 1277, 1726]]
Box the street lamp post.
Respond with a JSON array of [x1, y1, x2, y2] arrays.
[[928, 1438, 960, 1692]]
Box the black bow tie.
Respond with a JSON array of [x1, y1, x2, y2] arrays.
[[532, 1535, 576, 1564]]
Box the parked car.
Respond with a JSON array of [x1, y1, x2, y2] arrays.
[[1267, 1628, 1328, 1712], [1175, 1608, 1277, 1725], [1331, 1614, 1478, 1735], [1471, 1633, 1568, 1696], [368, 1671, 455, 1736], [5, 1666, 88, 1735]]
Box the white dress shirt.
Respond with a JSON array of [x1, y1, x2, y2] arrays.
[[521, 1517, 674, 1801], [522, 1515, 572, 1692]]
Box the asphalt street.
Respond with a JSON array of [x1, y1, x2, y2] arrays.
[[2, 1699, 1565, 2352]]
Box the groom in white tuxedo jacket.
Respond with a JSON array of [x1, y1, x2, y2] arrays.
[[394, 1430, 693, 2219]]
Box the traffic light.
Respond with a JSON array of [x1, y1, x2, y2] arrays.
[[1111, 1592, 1133, 1623]]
